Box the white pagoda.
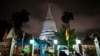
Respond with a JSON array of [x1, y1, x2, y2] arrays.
[[39, 4, 57, 42]]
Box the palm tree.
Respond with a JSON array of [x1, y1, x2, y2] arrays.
[[60, 11, 76, 52]]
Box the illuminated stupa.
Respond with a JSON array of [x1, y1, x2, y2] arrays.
[[39, 4, 57, 41]]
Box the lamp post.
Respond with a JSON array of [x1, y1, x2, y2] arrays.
[[53, 39, 58, 56], [30, 39, 34, 56], [76, 38, 81, 53]]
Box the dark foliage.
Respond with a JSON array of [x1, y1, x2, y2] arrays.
[[61, 11, 74, 24], [11, 9, 30, 30], [0, 20, 11, 41], [10, 9, 30, 41]]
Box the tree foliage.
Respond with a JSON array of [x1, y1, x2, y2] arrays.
[[11, 9, 30, 40], [60, 11, 76, 51], [55, 24, 76, 51], [61, 11, 74, 24], [11, 9, 30, 30]]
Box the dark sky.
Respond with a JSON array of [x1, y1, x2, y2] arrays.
[[0, 0, 100, 38]]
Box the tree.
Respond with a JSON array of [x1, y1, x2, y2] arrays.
[[56, 11, 76, 51], [55, 24, 76, 51], [11, 9, 29, 30], [11, 9, 30, 40]]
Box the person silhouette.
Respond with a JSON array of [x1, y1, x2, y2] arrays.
[[59, 51, 68, 56]]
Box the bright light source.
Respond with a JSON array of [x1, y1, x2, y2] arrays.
[[30, 39, 34, 44], [53, 39, 58, 44], [76, 39, 81, 44]]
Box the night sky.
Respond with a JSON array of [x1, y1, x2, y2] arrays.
[[0, 0, 100, 39]]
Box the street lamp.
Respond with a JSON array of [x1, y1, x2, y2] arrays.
[[30, 39, 34, 44], [30, 39, 34, 56], [53, 39, 58, 45], [53, 39, 58, 56]]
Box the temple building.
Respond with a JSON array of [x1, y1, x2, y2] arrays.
[[39, 4, 57, 43]]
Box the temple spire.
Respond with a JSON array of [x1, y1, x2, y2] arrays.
[[46, 3, 53, 20]]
